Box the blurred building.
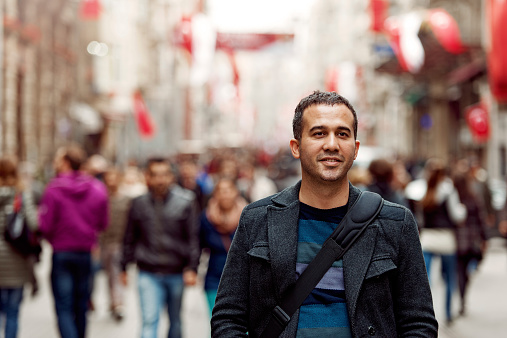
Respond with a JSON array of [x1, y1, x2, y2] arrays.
[[1, 0, 507, 182], [1, 0, 84, 168]]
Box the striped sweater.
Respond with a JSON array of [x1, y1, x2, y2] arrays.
[[296, 202, 352, 338]]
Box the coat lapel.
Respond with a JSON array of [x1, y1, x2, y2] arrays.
[[267, 183, 301, 301], [343, 222, 378, 317]]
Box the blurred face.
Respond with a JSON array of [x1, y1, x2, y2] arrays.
[[290, 104, 360, 185], [214, 180, 239, 210], [145, 162, 173, 196], [53, 148, 67, 174], [104, 170, 121, 192]]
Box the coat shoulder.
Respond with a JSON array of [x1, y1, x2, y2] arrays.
[[378, 200, 410, 222]]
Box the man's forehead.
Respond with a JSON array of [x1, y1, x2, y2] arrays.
[[302, 104, 354, 124]]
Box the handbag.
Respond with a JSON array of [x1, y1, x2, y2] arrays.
[[4, 193, 42, 258], [259, 191, 384, 338]]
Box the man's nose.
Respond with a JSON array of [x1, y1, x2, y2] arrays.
[[323, 134, 339, 151]]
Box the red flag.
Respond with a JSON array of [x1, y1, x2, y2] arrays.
[[383, 17, 409, 71], [465, 102, 489, 143], [80, 0, 102, 21], [132, 91, 156, 139], [427, 9, 465, 54], [325, 68, 339, 92], [487, 0, 507, 102], [370, 0, 389, 33]]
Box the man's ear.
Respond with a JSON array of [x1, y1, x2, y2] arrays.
[[290, 139, 300, 159], [354, 140, 360, 160]]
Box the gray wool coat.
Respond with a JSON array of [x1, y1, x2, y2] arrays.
[[211, 182, 438, 337]]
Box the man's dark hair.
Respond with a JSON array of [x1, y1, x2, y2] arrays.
[[145, 157, 172, 174], [63, 144, 87, 171], [293, 90, 358, 141]]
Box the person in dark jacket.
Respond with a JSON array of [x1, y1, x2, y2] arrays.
[[211, 91, 437, 337], [121, 158, 200, 338], [452, 167, 488, 316]]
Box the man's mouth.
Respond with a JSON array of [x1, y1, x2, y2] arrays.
[[319, 157, 342, 165]]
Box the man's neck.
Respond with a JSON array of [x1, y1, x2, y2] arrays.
[[299, 178, 349, 209]]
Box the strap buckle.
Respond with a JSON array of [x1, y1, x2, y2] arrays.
[[271, 305, 290, 327]]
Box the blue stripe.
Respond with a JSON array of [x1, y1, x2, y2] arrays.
[[297, 302, 351, 329], [303, 288, 346, 306]]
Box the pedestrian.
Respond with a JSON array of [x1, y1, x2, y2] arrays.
[[38, 144, 109, 338], [237, 161, 278, 203], [178, 159, 209, 214], [121, 157, 200, 338], [452, 167, 488, 316], [99, 167, 131, 321], [0, 156, 39, 338], [211, 90, 438, 337], [366, 158, 409, 207], [199, 178, 247, 317], [417, 158, 467, 325]]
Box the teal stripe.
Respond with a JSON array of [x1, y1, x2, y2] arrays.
[[296, 326, 352, 338], [298, 219, 335, 243], [298, 302, 351, 329], [297, 242, 343, 267]]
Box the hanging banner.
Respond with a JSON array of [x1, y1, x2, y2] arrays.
[[427, 9, 465, 54], [80, 0, 102, 21], [369, 0, 389, 33], [132, 91, 156, 139], [465, 102, 490, 143], [487, 0, 507, 102]]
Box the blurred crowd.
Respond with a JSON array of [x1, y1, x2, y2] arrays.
[[1, 144, 507, 337]]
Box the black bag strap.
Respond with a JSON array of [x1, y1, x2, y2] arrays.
[[260, 191, 383, 338]]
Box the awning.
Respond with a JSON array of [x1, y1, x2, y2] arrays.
[[447, 57, 486, 85]]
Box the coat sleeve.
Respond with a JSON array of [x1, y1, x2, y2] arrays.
[[395, 209, 439, 337], [184, 199, 201, 272], [211, 209, 250, 337]]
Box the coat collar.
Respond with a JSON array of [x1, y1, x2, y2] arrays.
[[270, 180, 362, 209], [267, 181, 366, 301]]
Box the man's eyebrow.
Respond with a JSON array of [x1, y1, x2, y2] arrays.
[[308, 125, 325, 133], [308, 125, 351, 133]]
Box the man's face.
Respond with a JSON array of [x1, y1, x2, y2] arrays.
[[145, 162, 173, 196], [290, 104, 360, 184]]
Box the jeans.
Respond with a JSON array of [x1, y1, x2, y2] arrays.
[[423, 251, 457, 321], [138, 270, 184, 338], [51, 252, 92, 338], [0, 287, 24, 338]]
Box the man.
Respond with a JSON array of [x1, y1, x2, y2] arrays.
[[121, 158, 200, 338], [39, 145, 109, 338], [211, 91, 438, 337]]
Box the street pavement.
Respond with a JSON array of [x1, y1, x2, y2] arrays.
[[17, 237, 507, 338]]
